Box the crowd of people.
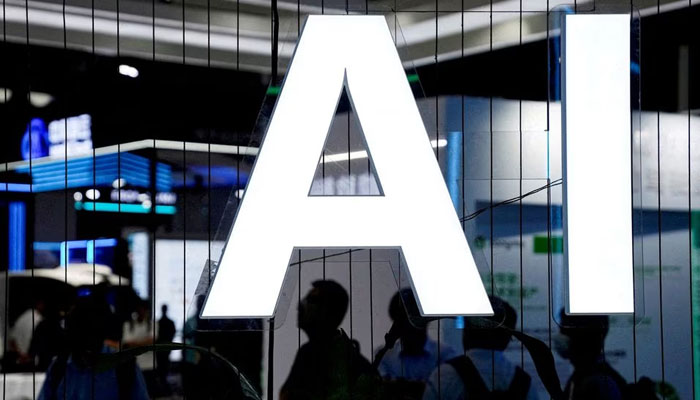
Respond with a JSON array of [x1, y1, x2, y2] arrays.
[[281, 280, 661, 400], [1, 283, 262, 399], [0, 278, 664, 399], [1, 284, 205, 398]]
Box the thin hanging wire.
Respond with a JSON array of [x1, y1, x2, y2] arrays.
[[434, 0, 442, 396], [630, 0, 638, 385], [488, 0, 494, 304], [150, 0, 158, 395], [296, 0, 302, 361], [20, 0, 36, 393], [460, 0, 467, 364], [2, 0, 10, 393], [346, 0, 353, 345], [267, 3, 280, 399], [688, 0, 695, 396], [545, 0, 553, 363], [181, 0, 187, 383], [518, 0, 525, 369], [367, 0, 374, 366], [655, 0, 666, 395], [206, 0, 212, 351], [60, 0, 68, 395], [115, 0, 124, 365]]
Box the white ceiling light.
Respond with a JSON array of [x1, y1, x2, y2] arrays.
[[29, 92, 54, 108], [0, 88, 12, 103], [112, 178, 126, 189], [321, 138, 447, 164], [119, 64, 139, 78], [85, 188, 101, 200]]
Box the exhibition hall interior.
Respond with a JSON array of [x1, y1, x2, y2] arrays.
[[0, 0, 699, 399]]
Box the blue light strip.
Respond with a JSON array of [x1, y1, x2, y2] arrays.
[[8, 202, 26, 271], [95, 238, 118, 247], [60, 241, 67, 266], [14, 152, 173, 193], [156, 163, 173, 191], [446, 131, 465, 330], [35, 239, 117, 252], [86, 240, 95, 263], [446, 132, 462, 211], [45, 238, 118, 266], [0, 183, 32, 192], [154, 205, 176, 215], [33, 242, 61, 251], [75, 201, 176, 215]]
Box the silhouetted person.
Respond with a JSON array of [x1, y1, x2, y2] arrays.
[[38, 292, 149, 400], [556, 310, 624, 400], [180, 296, 257, 399], [423, 296, 537, 400], [8, 298, 46, 369], [29, 301, 66, 371], [156, 304, 176, 393], [281, 280, 379, 400], [376, 289, 455, 399], [122, 299, 155, 393], [183, 296, 206, 399]]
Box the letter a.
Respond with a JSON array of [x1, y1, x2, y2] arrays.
[[202, 15, 493, 318]]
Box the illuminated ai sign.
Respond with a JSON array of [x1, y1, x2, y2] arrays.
[[202, 14, 634, 318]]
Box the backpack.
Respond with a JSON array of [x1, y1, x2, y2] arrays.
[[333, 329, 385, 400], [447, 355, 531, 400], [49, 353, 137, 400], [590, 363, 660, 400], [622, 377, 662, 400]]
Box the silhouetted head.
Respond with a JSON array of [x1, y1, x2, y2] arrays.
[[39, 297, 63, 320], [34, 298, 47, 315], [135, 300, 148, 321], [463, 296, 516, 351], [388, 289, 429, 354], [161, 304, 169, 316], [556, 308, 609, 367], [298, 280, 348, 339], [66, 294, 112, 363]]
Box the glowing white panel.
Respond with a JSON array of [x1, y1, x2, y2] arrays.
[[562, 14, 633, 314], [202, 15, 493, 318]]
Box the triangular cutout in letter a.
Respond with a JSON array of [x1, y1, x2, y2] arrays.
[[309, 85, 383, 196]]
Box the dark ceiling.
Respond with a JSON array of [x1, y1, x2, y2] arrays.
[[0, 4, 697, 162]]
